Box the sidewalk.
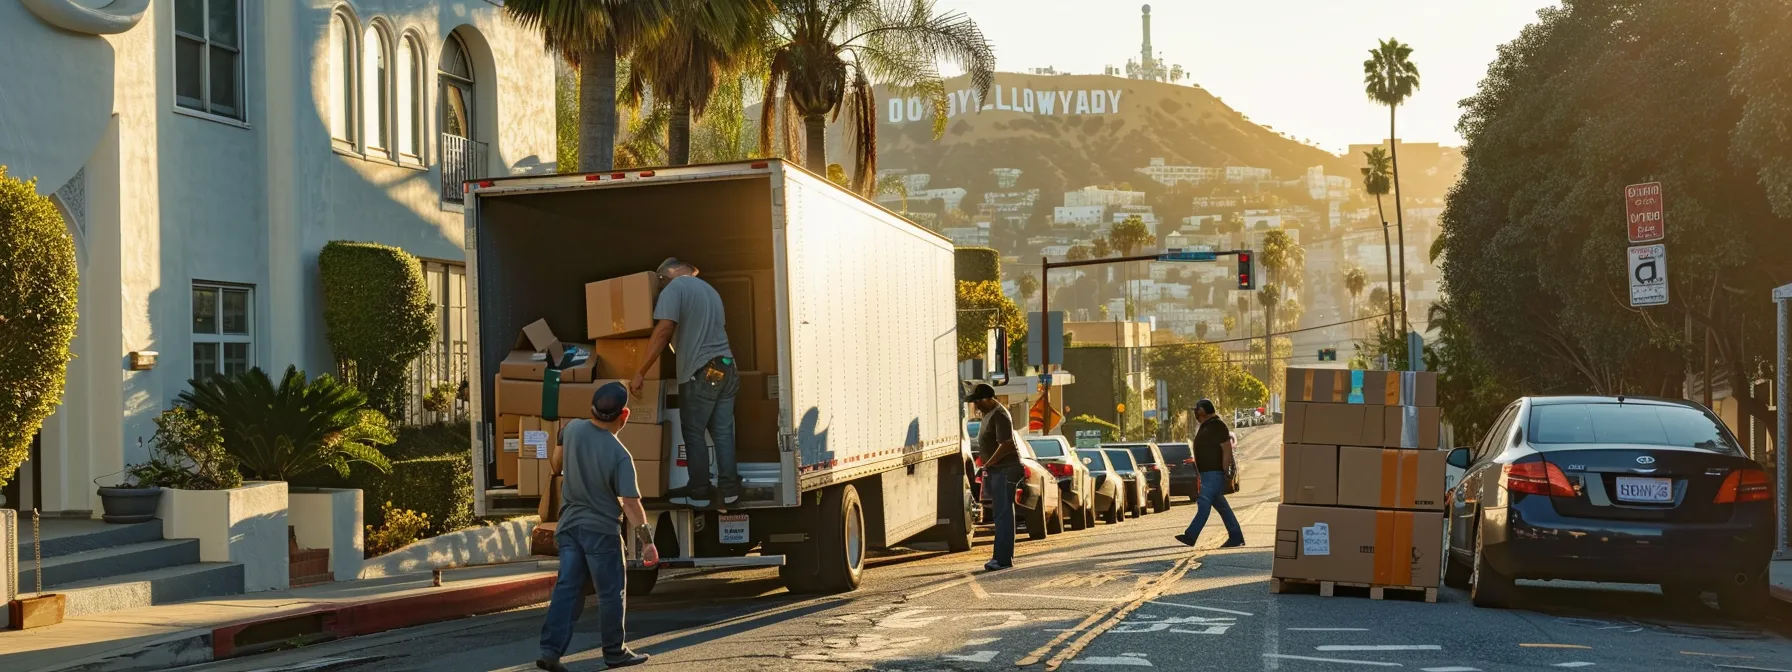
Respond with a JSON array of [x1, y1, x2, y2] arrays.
[[0, 561, 559, 672]]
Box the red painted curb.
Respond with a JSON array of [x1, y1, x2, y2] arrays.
[[210, 573, 557, 659]]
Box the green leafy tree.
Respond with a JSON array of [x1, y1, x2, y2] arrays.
[[180, 366, 395, 482], [1224, 368, 1268, 412], [955, 280, 1025, 363], [1364, 39, 1420, 332], [318, 241, 436, 416], [1017, 272, 1040, 305], [759, 0, 995, 192], [506, 0, 673, 172], [1359, 148, 1398, 337], [1066, 245, 1091, 262], [0, 167, 79, 487]]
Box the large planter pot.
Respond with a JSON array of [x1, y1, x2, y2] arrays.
[[97, 486, 163, 524], [157, 481, 289, 592], [288, 488, 364, 583]]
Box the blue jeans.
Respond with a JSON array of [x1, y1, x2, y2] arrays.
[[986, 468, 1016, 565], [681, 360, 740, 491], [539, 525, 627, 659], [1182, 470, 1244, 544]]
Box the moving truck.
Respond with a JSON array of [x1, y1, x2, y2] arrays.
[[462, 160, 974, 594]]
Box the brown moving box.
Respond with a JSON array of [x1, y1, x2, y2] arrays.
[[497, 429, 519, 486], [617, 422, 667, 498], [1337, 446, 1446, 510], [1284, 368, 1439, 407], [1380, 405, 1442, 450], [497, 379, 665, 423], [1283, 402, 1384, 447], [517, 417, 565, 497], [1284, 368, 1353, 404], [591, 338, 674, 379], [499, 320, 598, 383], [1272, 504, 1442, 587], [586, 271, 660, 339], [1281, 444, 1339, 506]]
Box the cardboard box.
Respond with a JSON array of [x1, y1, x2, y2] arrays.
[[498, 379, 665, 423], [617, 421, 667, 462], [590, 338, 674, 380], [1283, 402, 1384, 447], [1337, 446, 1446, 511], [1272, 505, 1443, 588], [1284, 368, 1353, 404], [1281, 444, 1339, 506], [1380, 406, 1442, 450], [500, 320, 598, 383], [1284, 368, 1438, 407], [517, 417, 564, 497], [497, 431, 519, 486], [734, 372, 782, 463], [585, 271, 660, 339]]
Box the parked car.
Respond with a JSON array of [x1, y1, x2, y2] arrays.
[[1028, 436, 1098, 530], [976, 426, 1063, 541], [1074, 448, 1128, 524], [1108, 443, 1171, 513], [1102, 448, 1151, 519], [1445, 396, 1776, 617], [1157, 442, 1201, 502]]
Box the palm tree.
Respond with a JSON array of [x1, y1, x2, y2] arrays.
[[1017, 272, 1039, 304], [507, 0, 674, 173], [625, 0, 776, 165], [1066, 245, 1091, 262], [1360, 147, 1398, 339], [1195, 321, 1209, 341], [759, 0, 995, 192], [1259, 283, 1281, 383], [1343, 266, 1367, 338], [1364, 38, 1420, 334], [1109, 216, 1151, 320], [1091, 235, 1111, 259], [1222, 314, 1237, 335]]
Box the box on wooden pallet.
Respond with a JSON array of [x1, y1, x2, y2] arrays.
[[1337, 447, 1446, 511], [1283, 402, 1383, 447], [1379, 406, 1442, 450], [1284, 368, 1438, 407], [1280, 444, 1338, 506], [585, 271, 660, 339], [1271, 504, 1442, 588]]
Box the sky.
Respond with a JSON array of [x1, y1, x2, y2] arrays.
[[936, 0, 1559, 154]]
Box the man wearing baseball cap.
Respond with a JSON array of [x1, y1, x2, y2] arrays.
[[965, 383, 1020, 571], [536, 382, 657, 671], [634, 257, 741, 509]]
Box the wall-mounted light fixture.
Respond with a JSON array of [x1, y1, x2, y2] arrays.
[[127, 351, 158, 371]]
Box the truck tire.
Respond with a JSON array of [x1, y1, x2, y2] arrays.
[[945, 477, 974, 552], [814, 484, 866, 593], [778, 545, 824, 594]]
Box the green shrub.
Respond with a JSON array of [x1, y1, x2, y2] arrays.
[[126, 407, 243, 490], [955, 280, 1027, 363], [355, 455, 474, 536], [387, 421, 471, 461], [365, 503, 432, 557], [954, 246, 1001, 283], [1064, 414, 1120, 444], [0, 167, 79, 487], [422, 383, 457, 417], [318, 241, 435, 416], [180, 366, 394, 481]]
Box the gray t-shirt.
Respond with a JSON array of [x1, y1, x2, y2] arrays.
[[653, 276, 733, 383], [558, 420, 640, 536]]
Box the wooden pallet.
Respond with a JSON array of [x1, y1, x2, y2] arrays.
[[1269, 577, 1437, 603]]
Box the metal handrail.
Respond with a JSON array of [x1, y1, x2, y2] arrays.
[[440, 133, 488, 204]]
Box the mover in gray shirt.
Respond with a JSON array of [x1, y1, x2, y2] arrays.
[[633, 257, 741, 509], [536, 383, 656, 671]]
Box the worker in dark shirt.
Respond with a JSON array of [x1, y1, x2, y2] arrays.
[[966, 383, 1019, 571], [1176, 398, 1245, 548]]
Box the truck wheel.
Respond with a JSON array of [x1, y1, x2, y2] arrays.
[[814, 484, 866, 592], [626, 569, 658, 596], [778, 546, 824, 594], [945, 477, 974, 553]]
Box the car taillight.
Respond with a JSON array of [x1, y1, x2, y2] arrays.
[[1046, 463, 1074, 478], [1183, 458, 1197, 465], [1146, 463, 1162, 471], [1503, 461, 1575, 498], [1715, 469, 1771, 504]]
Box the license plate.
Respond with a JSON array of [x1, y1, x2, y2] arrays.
[[719, 514, 750, 544], [1614, 477, 1673, 503]]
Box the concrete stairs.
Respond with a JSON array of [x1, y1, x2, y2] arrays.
[[16, 519, 244, 618]]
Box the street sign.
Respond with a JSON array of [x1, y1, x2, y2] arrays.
[[1628, 244, 1669, 307], [1158, 249, 1218, 262], [1625, 182, 1665, 243], [1027, 311, 1065, 367]]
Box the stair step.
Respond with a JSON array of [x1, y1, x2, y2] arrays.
[[52, 562, 245, 618], [20, 519, 164, 561], [18, 539, 200, 590]]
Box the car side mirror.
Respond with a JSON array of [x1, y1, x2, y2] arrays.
[[1446, 447, 1472, 470]]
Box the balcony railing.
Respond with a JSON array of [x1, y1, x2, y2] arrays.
[[441, 133, 489, 204]]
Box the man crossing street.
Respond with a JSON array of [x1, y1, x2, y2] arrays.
[[1175, 399, 1245, 549]]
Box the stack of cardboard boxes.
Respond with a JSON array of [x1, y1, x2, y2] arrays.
[[492, 271, 675, 500], [1272, 368, 1445, 598]]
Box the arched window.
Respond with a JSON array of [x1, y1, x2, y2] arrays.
[[439, 34, 474, 140], [397, 35, 424, 159], [327, 11, 356, 142], [362, 23, 391, 151]]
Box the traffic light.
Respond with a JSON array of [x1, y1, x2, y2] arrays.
[[1237, 251, 1255, 290]]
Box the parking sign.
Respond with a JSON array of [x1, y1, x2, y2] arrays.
[[1625, 182, 1665, 243], [1628, 244, 1668, 307]]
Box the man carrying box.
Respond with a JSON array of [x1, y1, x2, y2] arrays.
[[633, 257, 741, 509]]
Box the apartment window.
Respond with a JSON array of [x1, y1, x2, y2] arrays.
[[328, 11, 356, 142], [174, 0, 244, 120], [362, 24, 391, 151], [401, 261, 468, 424], [397, 35, 424, 159], [192, 284, 253, 382]]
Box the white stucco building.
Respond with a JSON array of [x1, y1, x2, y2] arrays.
[[1, 0, 554, 516], [1064, 185, 1144, 208], [1136, 158, 1221, 188]]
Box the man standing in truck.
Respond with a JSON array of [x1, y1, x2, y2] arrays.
[[966, 383, 1020, 571], [633, 257, 740, 509]]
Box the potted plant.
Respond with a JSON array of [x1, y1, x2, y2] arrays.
[[100, 407, 243, 523], [96, 470, 162, 524]]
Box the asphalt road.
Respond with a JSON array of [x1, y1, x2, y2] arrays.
[[186, 426, 1792, 672]]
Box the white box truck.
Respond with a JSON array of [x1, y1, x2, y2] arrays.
[[462, 160, 974, 594]]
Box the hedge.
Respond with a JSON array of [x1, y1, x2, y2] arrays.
[[291, 420, 473, 534], [0, 167, 79, 487], [954, 246, 1000, 283], [318, 241, 435, 417]]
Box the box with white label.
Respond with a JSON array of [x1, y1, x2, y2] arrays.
[[1270, 504, 1441, 588]]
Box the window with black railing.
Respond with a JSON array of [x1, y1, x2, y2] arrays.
[[398, 261, 470, 426], [440, 133, 487, 204]]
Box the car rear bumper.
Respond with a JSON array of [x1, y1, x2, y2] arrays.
[[1168, 474, 1200, 496], [1482, 500, 1776, 583]]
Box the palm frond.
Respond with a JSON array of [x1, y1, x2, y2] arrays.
[[841, 65, 878, 193], [505, 0, 676, 65]]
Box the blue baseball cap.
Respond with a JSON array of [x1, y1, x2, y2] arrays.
[[591, 382, 630, 422]]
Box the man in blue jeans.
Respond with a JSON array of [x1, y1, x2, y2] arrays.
[[635, 257, 740, 510], [966, 383, 1019, 571], [537, 383, 658, 671], [1176, 399, 1245, 549]]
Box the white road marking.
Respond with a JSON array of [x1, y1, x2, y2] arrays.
[[991, 591, 1131, 603], [906, 574, 975, 600], [1712, 666, 1792, 672], [1263, 653, 1401, 667], [1112, 614, 1237, 635], [1552, 664, 1595, 668], [1317, 645, 1441, 652], [1288, 628, 1370, 632], [1149, 600, 1255, 616], [1068, 654, 1154, 666], [1420, 667, 1480, 672], [943, 650, 999, 663]]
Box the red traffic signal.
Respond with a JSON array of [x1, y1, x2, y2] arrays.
[[1237, 251, 1256, 290]]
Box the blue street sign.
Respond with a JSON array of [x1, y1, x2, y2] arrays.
[[1158, 249, 1218, 262]]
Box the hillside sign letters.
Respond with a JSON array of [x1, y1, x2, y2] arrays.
[[889, 84, 1125, 124]]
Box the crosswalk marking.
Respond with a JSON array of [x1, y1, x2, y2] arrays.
[[1149, 600, 1254, 616]]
